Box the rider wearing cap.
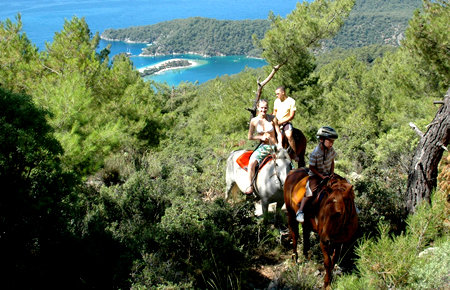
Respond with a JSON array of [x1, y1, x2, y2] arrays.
[[296, 126, 338, 223]]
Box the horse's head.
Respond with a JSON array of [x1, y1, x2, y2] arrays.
[[318, 175, 358, 246], [275, 147, 291, 160], [274, 147, 292, 184]]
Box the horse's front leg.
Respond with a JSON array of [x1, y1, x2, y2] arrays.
[[331, 245, 339, 271], [287, 212, 299, 262], [320, 241, 333, 290], [261, 200, 270, 222]]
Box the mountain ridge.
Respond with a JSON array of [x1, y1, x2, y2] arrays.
[[100, 0, 423, 56]]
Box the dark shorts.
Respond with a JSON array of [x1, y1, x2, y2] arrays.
[[280, 122, 293, 131]]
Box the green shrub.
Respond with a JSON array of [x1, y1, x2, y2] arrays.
[[408, 239, 450, 289], [355, 224, 418, 289], [131, 196, 261, 288], [334, 190, 449, 289], [99, 170, 172, 251], [333, 274, 378, 290], [407, 190, 449, 248], [354, 172, 408, 236], [278, 260, 322, 289], [131, 253, 194, 289]]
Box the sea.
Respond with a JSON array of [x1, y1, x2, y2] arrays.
[[1, 0, 302, 86]]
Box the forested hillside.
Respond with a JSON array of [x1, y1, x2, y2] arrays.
[[1, 0, 449, 289], [101, 0, 422, 56], [102, 17, 269, 56], [322, 0, 422, 49]]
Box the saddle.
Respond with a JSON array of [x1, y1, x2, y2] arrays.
[[290, 175, 309, 206], [292, 174, 329, 209], [236, 150, 273, 172]]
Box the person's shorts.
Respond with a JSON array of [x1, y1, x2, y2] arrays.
[[305, 180, 313, 197], [281, 122, 293, 131], [306, 175, 321, 197], [249, 144, 276, 164]]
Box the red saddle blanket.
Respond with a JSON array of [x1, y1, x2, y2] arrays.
[[236, 151, 273, 172]]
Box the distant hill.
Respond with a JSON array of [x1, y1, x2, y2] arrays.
[[100, 0, 423, 56], [101, 17, 269, 57], [322, 0, 423, 50]]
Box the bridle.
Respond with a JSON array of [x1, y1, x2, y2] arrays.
[[270, 147, 291, 188]]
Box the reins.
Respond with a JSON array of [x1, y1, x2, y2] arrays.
[[270, 142, 289, 188]]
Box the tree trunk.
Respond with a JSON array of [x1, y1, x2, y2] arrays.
[[247, 64, 283, 118], [406, 88, 450, 213]]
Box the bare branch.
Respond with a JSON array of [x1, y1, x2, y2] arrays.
[[41, 63, 61, 76], [260, 64, 283, 87], [409, 122, 424, 138]]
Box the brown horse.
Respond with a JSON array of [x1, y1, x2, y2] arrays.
[[284, 169, 358, 289], [280, 127, 307, 168]]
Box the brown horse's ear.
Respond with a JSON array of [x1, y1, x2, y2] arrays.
[[326, 178, 334, 188], [347, 185, 355, 199]]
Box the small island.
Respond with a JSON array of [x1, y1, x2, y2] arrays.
[[138, 59, 197, 77]]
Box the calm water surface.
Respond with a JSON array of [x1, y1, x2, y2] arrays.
[[1, 0, 302, 86]]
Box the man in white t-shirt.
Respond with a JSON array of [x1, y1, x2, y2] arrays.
[[273, 86, 298, 160]]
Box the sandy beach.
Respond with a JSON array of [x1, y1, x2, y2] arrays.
[[138, 58, 200, 75]]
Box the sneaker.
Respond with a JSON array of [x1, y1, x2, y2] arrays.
[[296, 210, 304, 223]]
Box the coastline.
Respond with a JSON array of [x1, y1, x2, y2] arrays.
[[100, 37, 263, 59], [100, 36, 148, 44]]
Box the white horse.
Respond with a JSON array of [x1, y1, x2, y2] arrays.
[[225, 147, 292, 217]]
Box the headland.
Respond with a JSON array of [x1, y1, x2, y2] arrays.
[[138, 58, 200, 77]]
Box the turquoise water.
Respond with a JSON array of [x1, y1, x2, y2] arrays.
[[99, 40, 267, 85], [142, 55, 266, 85], [1, 0, 302, 85]]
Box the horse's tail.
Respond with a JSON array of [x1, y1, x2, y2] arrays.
[[225, 150, 242, 200], [293, 128, 307, 167]]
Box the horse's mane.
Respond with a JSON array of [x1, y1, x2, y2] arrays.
[[327, 175, 354, 199], [276, 148, 290, 159]]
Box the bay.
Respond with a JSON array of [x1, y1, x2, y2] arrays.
[[103, 41, 267, 85], [1, 0, 302, 86]]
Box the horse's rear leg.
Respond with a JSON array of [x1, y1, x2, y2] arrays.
[[274, 202, 285, 227], [302, 223, 311, 257], [225, 182, 240, 201]]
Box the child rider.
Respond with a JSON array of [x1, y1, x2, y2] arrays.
[[296, 126, 338, 223]]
